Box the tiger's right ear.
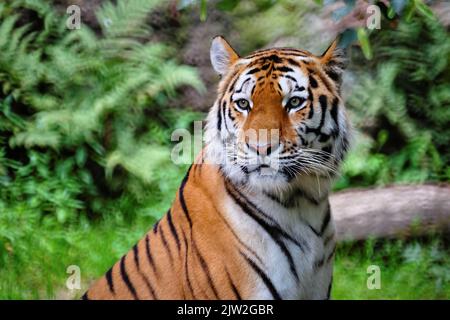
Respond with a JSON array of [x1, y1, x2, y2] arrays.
[[210, 36, 240, 76]]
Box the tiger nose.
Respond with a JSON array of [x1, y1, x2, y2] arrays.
[[246, 142, 279, 156]]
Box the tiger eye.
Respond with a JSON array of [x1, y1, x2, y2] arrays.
[[287, 96, 306, 110], [289, 97, 301, 107], [237, 99, 250, 110]]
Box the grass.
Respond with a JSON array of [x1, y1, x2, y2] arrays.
[[0, 160, 448, 299], [332, 237, 450, 299], [1, 221, 448, 299], [0, 161, 189, 299]]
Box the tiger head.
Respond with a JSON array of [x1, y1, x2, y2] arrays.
[[205, 36, 350, 192]]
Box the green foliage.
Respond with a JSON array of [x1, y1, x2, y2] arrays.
[[0, 0, 204, 221], [0, 1, 204, 296], [0, 158, 188, 299], [333, 237, 449, 299], [337, 11, 450, 188]]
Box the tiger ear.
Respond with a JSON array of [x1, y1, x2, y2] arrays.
[[210, 36, 240, 76], [319, 38, 347, 82]]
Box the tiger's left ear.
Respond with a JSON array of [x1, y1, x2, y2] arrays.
[[210, 36, 240, 76], [319, 38, 347, 83]]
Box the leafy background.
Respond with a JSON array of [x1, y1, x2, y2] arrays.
[[0, 0, 449, 299]]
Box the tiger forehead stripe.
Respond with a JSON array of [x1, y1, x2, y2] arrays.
[[244, 48, 310, 59]]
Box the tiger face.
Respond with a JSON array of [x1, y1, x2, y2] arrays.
[[205, 36, 350, 192]]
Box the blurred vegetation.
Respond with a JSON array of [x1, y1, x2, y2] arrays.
[[0, 0, 449, 299], [340, 0, 450, 188], [0, 0, 200, 298], [0, 0, 203, 220], [333, 236, 450, 299]]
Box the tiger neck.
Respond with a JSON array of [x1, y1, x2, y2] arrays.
[[222, 167, 332, 210]]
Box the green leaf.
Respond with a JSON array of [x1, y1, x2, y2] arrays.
[[357, 28, 372, 60], [414, 0, 436, 21], [387, 5, 396, 19], [200, 0, 207, 21], [216, 0, 239, 11]]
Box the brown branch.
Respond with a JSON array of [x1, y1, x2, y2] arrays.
[[330, 184, 450, 241]]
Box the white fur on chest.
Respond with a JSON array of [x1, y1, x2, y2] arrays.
[[223, 191, 335, 300]]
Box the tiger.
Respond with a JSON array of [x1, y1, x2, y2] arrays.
[[82, 36, 350, 300]]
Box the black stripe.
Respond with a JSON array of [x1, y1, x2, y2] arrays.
[[309, 225, 320, 237], [167, 210, 181, 250], [153, 220, 160, 234], [133, 243, 158, 299], [327, 276, 333, 299], [221, 100, 229, 132], [250, 84, 256, 96], [321, 145, 332, 162], [225, 268, 242, 300], [192, 239, 220, 299], [246, 67, 260, 74], [217, 102, 222, 131], [236, 78, 250, 93], [319, 133, 330, 143], [133, 244, 140, 270], [305, 95, 327, 135], [307, 87, 314, 119], [181, 229, 196, 299], [225, 182, 301, 281], [228, 75, 239, 93], [326, 245, 336, 263], [330, 97, 339, 127], [287, 58, 301, 67], [120, 255, 138, 299], [274, 66, 294, 73], [309, 203, 331, 238], [318, 95, 328, 130], [228, 181, 307, 250], [214, 201, 264, 266], [265, 187, 321, 207], [240, 252, 281, 300], [179, 166, 193, 227], [320, 204, 331, 234], [245, 49, 307, 60], [267, 55, 282, 63], [144, 234, 157, 274], [277, 82, 282, 92], [327, 69, 340, 82], [159, 225, 174, 265], [309, 75, 318, 88], [294, 188, 319, 205], [81, 292, 89, 300], [138, 270, 157, 299], [317, 71, 333, 93], [105, 267, 115, 294], [283, 74, 297, 82], [299, 134, 307, 146]]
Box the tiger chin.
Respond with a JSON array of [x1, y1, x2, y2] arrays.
[[83, 36, 350, 300]]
